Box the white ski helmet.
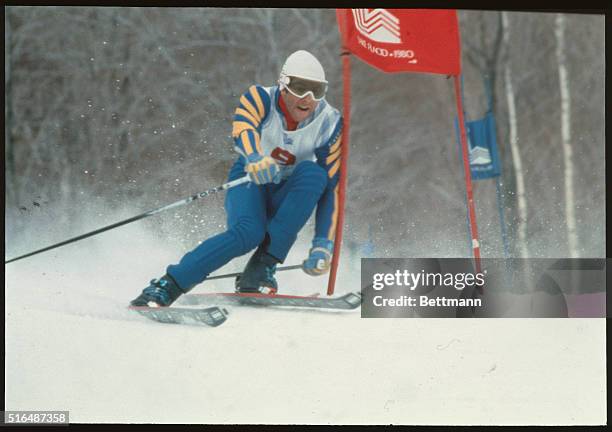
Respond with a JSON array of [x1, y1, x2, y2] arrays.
[[279, 50, 328, 84]]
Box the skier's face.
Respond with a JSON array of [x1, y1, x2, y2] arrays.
[[281, 90, 318, 123]]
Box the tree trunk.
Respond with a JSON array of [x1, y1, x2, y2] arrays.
[[502, 12, 529, 258], [555, 14, 578, 258]]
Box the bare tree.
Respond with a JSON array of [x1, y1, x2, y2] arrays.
[[554, 13, 577, 258], [501, 11, 529, 258]]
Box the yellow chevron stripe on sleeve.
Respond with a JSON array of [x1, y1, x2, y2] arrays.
[[253, 132, 263, 154], [328, 159, 340, 178], [240, 131, 254, 155], [235, 107, 259, 127], [232, 121, 255, 138], [239, 95, 261, 122], [326, 148, 341, 165], [329, 136, 342, 154], [328, 185, 340, 240], [249, 86, 265, 119]]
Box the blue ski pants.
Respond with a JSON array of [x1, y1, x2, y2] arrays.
[[166, 158, 328, 291]]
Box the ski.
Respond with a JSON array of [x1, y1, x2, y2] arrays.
[[129, 305, 229, 327], [178, 291, 362, 310]]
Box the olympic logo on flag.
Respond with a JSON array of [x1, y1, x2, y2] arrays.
[[351, 9, 401, 44], [469, 146, 493, 165]]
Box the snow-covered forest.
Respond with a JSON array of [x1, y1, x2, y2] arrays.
[[5, 8, 604, 261]]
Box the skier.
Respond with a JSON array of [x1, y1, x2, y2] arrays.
[[131, 50, 343, 307]]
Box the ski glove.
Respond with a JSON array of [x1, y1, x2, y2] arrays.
[[245, 153, 281, 185], [303, 237, 334, 276]]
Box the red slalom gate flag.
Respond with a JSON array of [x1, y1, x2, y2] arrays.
[[337, 9, 461, 75]]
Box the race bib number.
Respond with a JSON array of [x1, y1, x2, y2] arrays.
[[271, 147, 296, 166]]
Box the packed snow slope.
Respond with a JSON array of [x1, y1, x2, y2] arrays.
[[5, 224, 606, 425]]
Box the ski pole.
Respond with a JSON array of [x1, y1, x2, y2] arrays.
[[206, 264, 303, 281], [5, 175, 251, 264]]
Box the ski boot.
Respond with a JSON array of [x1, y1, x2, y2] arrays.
[[235, 248, 279, 294], [130, 274, 184, 307]]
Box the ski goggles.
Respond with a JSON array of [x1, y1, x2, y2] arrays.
[[281, 76, 328, 101]]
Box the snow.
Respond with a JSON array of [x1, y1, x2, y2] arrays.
[[4, 224, 607, 425]]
